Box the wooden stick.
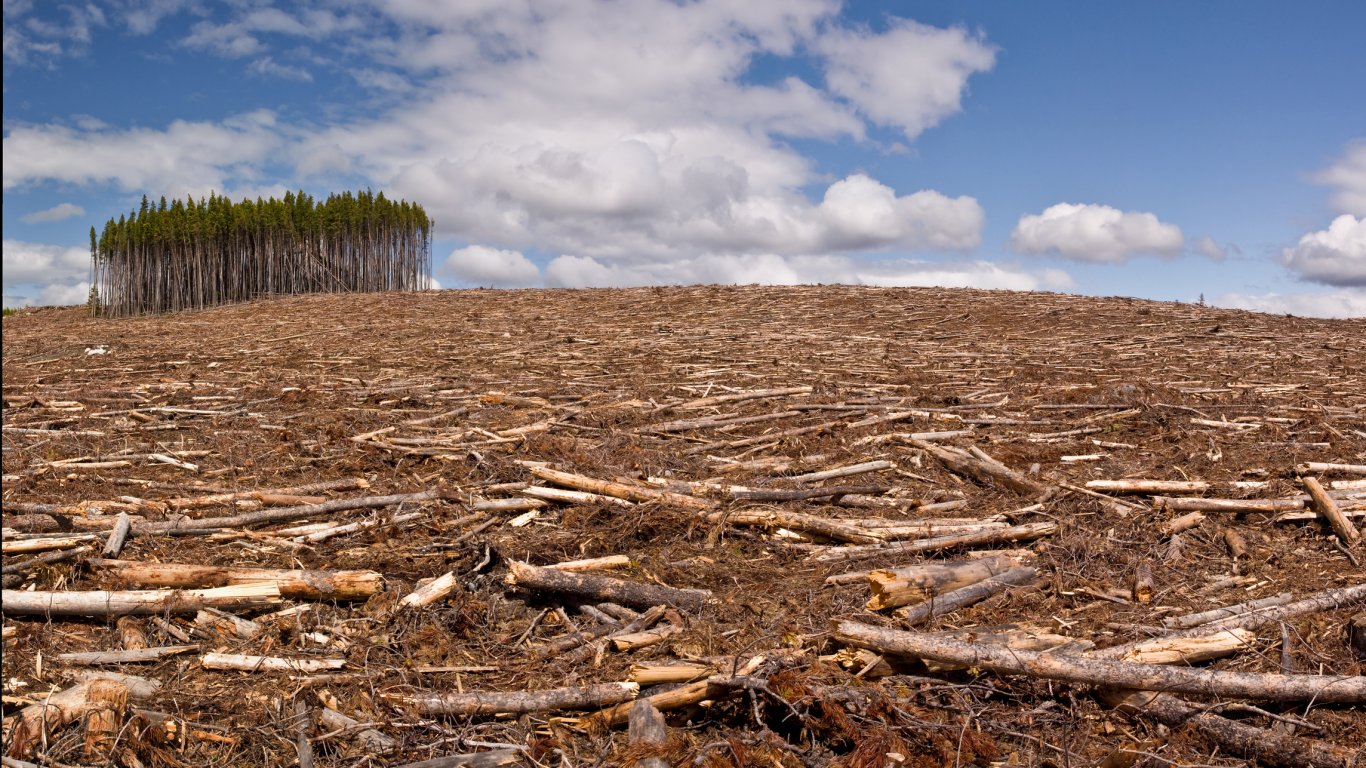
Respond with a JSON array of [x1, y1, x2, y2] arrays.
[[1296, 462, 1366, 476], [393, 682, 639, 716], [1, 583, 282, 617], [788, 460, 895, 484], [506, 561, 710, 612], [86, 559, 383, 601], [548, 555, 632, 572], [583, 655, 767, 727], [101, 513, 132, 557], [400, 571, 460, 609], [1302, 476, 1360, 545], [1155, 497, 1302, 514], [137, 487, 454, 535], [727, 484, 888, 502], [834, 620, 1366, 703]]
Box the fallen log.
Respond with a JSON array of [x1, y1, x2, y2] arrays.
[[1, 583, 282, 617], [1106, 690, 1359, 768], [1117, 629, 1254, 664], [526, 466, 712, 510], [627, 699, 671, 768], [711, 508, 881, 544], [908, 440, 1044, 496], [894, 566, 1040, 625], [583, 655, 768, 728], [57, 645, 198, 666], [1303, 476, 1361, 545], [138, 487, 455, 535], [393, 682, 639, 716], [833, 620, 1366, 703], [1162, 593, 1296, 629], [5, 673, 160, 758], [808, 522, 1056, 564], [506, 561, 710, 612], [201, 653, 346, 673], [85, 559, 383, 600], [1087, 479, 1209, 495], [865, 555, 1028, 611]]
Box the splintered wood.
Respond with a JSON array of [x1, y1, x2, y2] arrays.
[[3, 286, 1363, 766]]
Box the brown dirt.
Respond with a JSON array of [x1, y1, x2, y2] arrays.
[[3, 285, 1364, 767]]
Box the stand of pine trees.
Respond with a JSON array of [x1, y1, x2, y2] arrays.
[[89, 190, 432, 316]]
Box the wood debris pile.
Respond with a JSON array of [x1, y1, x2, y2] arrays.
[[2, 286, 1363, 767]]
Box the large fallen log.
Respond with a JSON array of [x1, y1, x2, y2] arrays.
[[525, 466, 712, 510], [865, 555, 1028, 611], [1106, 689, 1360, 768], [506, 561, 710, 612], [833, 620, 1366, 703], [1, 584, 282, 617], [809, 522, 1056, 564], [85, 559, 383, 600], [5, 673, 160, 758], [894, 566, 1040, 624]]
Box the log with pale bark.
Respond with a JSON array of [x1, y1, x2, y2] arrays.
[[711, 507, 880, 544], [506, 561, 710, 612], [1086, 479, 1209, 495], [865, 554, 1028, 610], [200, 653, 346, 673], [834, 620, 1366, 703], [894, 566, 1040, 625], [1, 583, 281, 617], [1303, 476, 1361, 545], [399, 571, 459, 609], [57, 645, 198, 666], [808, 521, 1056, 564], [582, 655, 769, 728], [1117, 628, 1254, 664], [85, 559, 383, 600], [525, 466, 712, 510], [391, 682, 639, 716]]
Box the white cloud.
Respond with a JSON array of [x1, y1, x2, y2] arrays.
[[1191, 235, 1233, 261], [1313, 139, 1366, 216], [1213, 289, 1366, 319], [440, 245, 541, 287], [1011, 203, 1185, 263], [4, 1, 104, 64], [816, 18, 996, 140], [248, 56, 312, 81], [544, 252, 1069, 292], [38, 280, 91, 306], [1280, 214, 1366, 287], [2, 111, 282, 195], [20, 202, 86, 224], [7, 3, 995, 290], [2, 239, 89, 284]]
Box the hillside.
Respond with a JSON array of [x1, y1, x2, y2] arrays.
[[3, 286, 1364, 767]]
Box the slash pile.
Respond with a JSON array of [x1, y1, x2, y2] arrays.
[[3, 285, 1363, 767]]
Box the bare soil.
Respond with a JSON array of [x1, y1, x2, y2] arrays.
[[3, 285, 1364, 767]]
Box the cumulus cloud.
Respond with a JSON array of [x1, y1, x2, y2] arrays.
[[1010, 203, 1184, 263], [1313, 140, 1366, 216], [3, 1, 105, 64], [440, 245, 541, 287], [2, 239, 91, 306], [1280, 214, 1366, 287], [2, 239, 89, 284], [248, 56, 312, 81], [6, 3, 996, 292], [1213, 289, 1366, 319], [20, 202, 86, 223], [2, 111, 282, 195], [815, 19, 996, 140]]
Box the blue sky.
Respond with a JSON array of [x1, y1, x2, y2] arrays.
[[4, 1, 1364, 316]]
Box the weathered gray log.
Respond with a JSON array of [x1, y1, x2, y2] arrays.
[[506, 561, 710, 612], [1107, 690, 1359, 768], [909, 439, 1044, 496], [834, 620, 1366, 703], [1, 584, 281, 617], [628, 699, 671, 768], [394, 682, 638, 716]]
